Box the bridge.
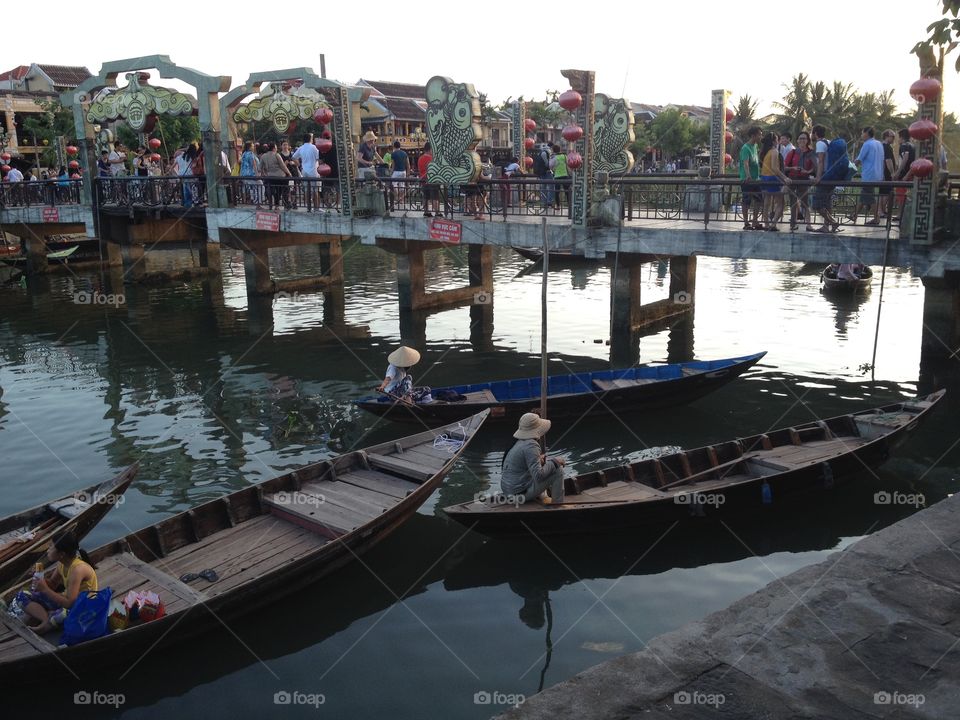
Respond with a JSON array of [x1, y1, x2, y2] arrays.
[[0, 55, 956, 369]]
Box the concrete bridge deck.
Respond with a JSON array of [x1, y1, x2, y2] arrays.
[[499, 493, 960, 719]]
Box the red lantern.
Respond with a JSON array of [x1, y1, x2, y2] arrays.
[[68, 160, 80, 169], [725, 108, 734, 123], [558, 89, 582, 112], [910, 157, 935, 178], [315, 138, 333, 154], [524, 118, 537, 132], [724, 130, 733, 144], [0, 165, 9, 173], [910, 77, 942, 103], [724, 153, 733, 166], [0, 153, 9, 162], [313, 107, 334, 125], [66, 145, 79, 156], [567, 152, 583, 170], [321, 129, 332, 140], [317, 163, 332, 177], [524, 137, 536, 150], [523, 156, 534, 168], [909, 119, 938, 141], [150, 153, 161, 162], [148, 138, 162, 150], [562, 125, 583, 142]]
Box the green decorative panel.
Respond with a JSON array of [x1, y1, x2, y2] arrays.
[[233, 83, 329, 135], [86, 72, 195, 130], [593, 93, 634, 175], [424, 76, 481, 185]]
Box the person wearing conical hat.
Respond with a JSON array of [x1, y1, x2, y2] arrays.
[[357, 130, 382, 179], [499, 413, 565, 505], [376, 345, 421, 399]]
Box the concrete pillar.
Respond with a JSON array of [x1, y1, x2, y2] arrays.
[[122, 244, 146, 280], [920, 275, 960, 363], [396, 247, 425, 311], [23, 235, 48, 275], [243, 246, 272, 296], [467, 244, 493, 292], [470, 303, 494, 352], [105, 264, 125, 295], [246, 296, 274, 337], [610, 262, 643, 368], [666, 315, 695, 364], [709, 90, 729, 179], [199, 242, 221, 271], [105, 241, 123, 267], [323, 286, 346, 326], [319, 239, 344, 283], [669, 255, 697, 304], [398, 308, 428, 348]]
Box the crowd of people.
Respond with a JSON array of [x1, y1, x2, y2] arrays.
[[737, 124, 920, 233]]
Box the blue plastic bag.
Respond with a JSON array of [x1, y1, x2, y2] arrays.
[[61, 587, 112, 646]]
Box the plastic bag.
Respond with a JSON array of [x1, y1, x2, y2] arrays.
[[61, 587, 112, 646]]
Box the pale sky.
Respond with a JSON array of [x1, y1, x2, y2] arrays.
[[5, 0, 955, 118]]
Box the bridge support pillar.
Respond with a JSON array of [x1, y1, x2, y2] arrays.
[[920, 274, 960, 364], [668, 255, 697, 304], [199, 242, 221, 271], [318, 239, 344, 284], [243, 247, 272, 296], [121, 244, 147, 280], [389, 240, 492, 311], [23, 236, 48, 275]]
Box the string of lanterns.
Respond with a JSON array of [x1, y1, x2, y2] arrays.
[[312, 106, 334, 177], [906, 75, 942, 178]]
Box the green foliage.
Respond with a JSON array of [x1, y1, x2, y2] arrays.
[[913, 0, 960, 70], [20, 98, 75, 167], [116, 115, 201, 158], [646, 108, 694, 158], [526, 99, 565, 130]]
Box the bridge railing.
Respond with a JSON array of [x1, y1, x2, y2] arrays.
[[221, 176, 342, 212], [96, 176, 208, 208], [0, 179, 84, 209]]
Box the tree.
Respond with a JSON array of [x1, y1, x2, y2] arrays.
[[20, 98, 75, 167], [773, 74, 810, 138], [914, 0, 960, 70], [647, 108, 693, 158], [116, 115, 201, 160], [731, 94, 758, 134]]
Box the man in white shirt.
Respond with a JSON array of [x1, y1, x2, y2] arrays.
[[108, 141, 127, 202], [5, 165, 24, 205], [778, 133, 795, 161], [292, 133, 320, 209]]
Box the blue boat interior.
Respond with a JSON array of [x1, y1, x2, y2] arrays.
[[363, 353, 762, 404]]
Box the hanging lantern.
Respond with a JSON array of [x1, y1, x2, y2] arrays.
[[523, 156, 534, 168], [725, 108, 734, 123], [558, 89, 582, 112], [524, 118, 537, 132], [313, 107, 334, 125], [910, 157, 935, 178], [148, 138, 162, 150], [321, 129, 332, 140], [42, 139, 49, 146], [567, 152, 583, 170], [724, 130, 733, 144], [0, 153, 9, 162], [0, 165, 9, 173], [909, 119, 938, 141], [150, 153, 161, 162], [68, 160, 80, 169], [562, 125, 583, 142], [524, 137, 536, 150], [317, 163, 332, 177], [316, 138, 333, 154], [724, 153, 733, 166], [910, 77, 942, 103], [66, 145, 79, 156]]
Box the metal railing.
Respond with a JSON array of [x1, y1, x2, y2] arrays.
[[222, 176, 341, 212], [94, 175, 208, 208], [0, 179, 83, 208]]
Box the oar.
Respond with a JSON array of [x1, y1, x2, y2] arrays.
[[376, 388, 425, 413]]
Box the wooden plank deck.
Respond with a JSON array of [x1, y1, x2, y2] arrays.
[[338, 469, 419, 499], [365, 452, 434, 481]]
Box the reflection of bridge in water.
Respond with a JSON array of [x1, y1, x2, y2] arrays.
[[0, 55, 956, 372]]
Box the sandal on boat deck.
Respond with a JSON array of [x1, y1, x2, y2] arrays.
[[179, 568, 219, 583]]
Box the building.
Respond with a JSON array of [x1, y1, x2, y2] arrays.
[[0, 63, 93, 170]]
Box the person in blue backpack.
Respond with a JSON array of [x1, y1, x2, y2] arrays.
[[810, 124, 844, 233]]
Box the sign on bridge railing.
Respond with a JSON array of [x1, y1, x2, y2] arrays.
[[255, 211, 280, 232], [429, 218, 461, 244]]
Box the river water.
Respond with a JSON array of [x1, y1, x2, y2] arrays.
[[2, 242, 957, 718]]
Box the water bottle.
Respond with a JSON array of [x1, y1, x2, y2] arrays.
[[30, 562, 44, 591]]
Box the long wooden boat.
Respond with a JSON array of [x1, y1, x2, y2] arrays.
[[1, 245, 79, 265], [443, 392, 944, 536], [0, 412, 488, 681], [821, 264, 873, 292], [0, 466, 137, 589], [356, 352, 766, 425], [512, 247, 600, 264]]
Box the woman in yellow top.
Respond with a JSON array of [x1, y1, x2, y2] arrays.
[[758, 132, 792, 231], [23, 532, 98, 633]]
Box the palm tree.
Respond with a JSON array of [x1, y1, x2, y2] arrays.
[[732, 94, 758, 136], [774, 74, 810, 138]]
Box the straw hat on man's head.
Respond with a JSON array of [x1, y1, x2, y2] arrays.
[[387, 346, 420, 368], [362, 130, 377, 143], [514, 412, 551, 439]]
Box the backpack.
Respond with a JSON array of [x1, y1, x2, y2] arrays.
[[822, 138, 848, 181], [533, 150, 550, 176]]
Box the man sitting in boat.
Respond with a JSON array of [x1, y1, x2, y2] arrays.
[[376, 346, 421, 401], [500, 413, 566, 505], [14, 532, 97, 634], [836, 263, 865, 280]]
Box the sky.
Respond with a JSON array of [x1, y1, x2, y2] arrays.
[[4, 0, 955, 118]]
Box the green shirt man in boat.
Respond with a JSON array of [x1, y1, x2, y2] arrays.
[[499, 413, 565, 505]]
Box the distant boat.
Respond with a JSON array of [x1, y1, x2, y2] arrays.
[[1, 245, 79, 264], [821, 264, 872, 292], [443, 391, 945, 536], [356, 352, 766, 426], [513, 247, 600, 264]]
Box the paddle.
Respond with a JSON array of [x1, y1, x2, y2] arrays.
[[376, 388, 425, 413]]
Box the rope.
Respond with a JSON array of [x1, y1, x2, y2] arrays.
[[433, 422, 467, 452]]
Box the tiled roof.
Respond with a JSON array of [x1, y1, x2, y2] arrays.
[[360, 80, 425, 101], [379, 97, 425, 122], [37, 64, 92, 87], [0, 65, 30, 82]]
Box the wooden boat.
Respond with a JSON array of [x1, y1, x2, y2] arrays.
[[1, 245, 79, 265], [0, 412, 488, 681], [512, 247, 600, 264], [443, 392, 944, 536], [821, 264, 873, 292], [0, 466, 137, 589], [356, 352, 766, 425]]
